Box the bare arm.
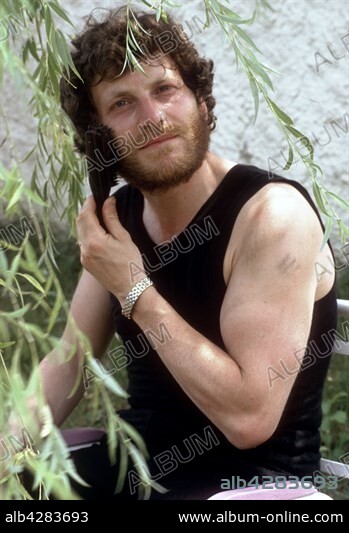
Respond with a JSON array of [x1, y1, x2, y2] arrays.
[[1, 269, 114, 487], [77, 188, 333, 449], [129, 185, 331, 448], [39, 269, 115, 427]]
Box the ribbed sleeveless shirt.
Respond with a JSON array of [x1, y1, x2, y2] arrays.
[[110, 164, 337, 484]]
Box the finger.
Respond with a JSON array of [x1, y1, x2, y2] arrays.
[[76, 195, 105, 244], [102, 196, 125, 239]]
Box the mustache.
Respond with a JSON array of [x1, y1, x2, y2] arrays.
[[112, 118, 178, 152]]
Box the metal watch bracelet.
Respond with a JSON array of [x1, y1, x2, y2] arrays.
[[121, 276, 154, 320]]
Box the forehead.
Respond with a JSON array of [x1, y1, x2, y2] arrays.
[[91, 58, 182, 104]]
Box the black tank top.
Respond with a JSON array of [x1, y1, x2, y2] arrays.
[[110, 164, 337, 489]]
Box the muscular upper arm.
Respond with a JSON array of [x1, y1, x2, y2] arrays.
[[220, 184, 325, 438]]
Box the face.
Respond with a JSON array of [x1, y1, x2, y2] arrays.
[[90, 60, 210, 193]]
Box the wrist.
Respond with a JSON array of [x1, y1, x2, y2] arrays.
[[132, 285, 167, 324], [121, 276, 154, 320]]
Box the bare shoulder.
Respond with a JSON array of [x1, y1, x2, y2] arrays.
[[224, 182, 334, 297], [234, 182, 324, 257], [242, 182, 319, 233]]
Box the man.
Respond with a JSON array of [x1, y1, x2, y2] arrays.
[[43, 6, 337, 499]]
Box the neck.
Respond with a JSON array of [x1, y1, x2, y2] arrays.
[[141, 152, 237, 243]]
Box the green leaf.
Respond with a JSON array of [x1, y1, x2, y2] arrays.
[[0, 341, 16, 348], [312, 181, 329, 216], [286, 125, 314, 159], [245, 58, 274, 90], [22, 186, 47, 207], [54, 29, 82, 80], [164, 0, 182, 7], [338, 220, 349, 238], [22, 40, 30, 64], [128, 442, 166, 496], [44, 6, 53, 40], [245, 48, 278, 74], [128, 27, 144, 54], [27, 37, 39, 61], [320, 215, 333, 251], [209, 0, 247, 24], [285, 124, 306, 139], [283, 145, 294, 171], [214, 12, 248, 25], [24, 322, 49, 338], [121, 419, 149, 456], [16, 273, 46, 295], [47, 45, 59, 97], [20, 146, 36, 164], [5, 304, 31, 319], [46, 288, 63, 334], [114, 440, 128, 494], [48, 1, 75, 28], [9, 252, 21, 278], [309, 162, 323, 179], [101, 406, 116, 465], [6, 182, 24, 211], [267, 98, 293, 125], [156, 5, 162, 22], [326, 191, 349, 211], [261, 0, 275, 12], [233, 24, 261, 53], [88, 358, 128, 398]]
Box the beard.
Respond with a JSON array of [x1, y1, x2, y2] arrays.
[[115, 107, 210, 193]]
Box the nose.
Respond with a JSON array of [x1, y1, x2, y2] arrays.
[[136, 96, 163, 128]]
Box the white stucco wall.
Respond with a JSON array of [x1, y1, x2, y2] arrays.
[[2, 0, 349, 249]]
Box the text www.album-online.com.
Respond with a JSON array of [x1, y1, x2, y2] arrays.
[[177, 511, 344, 524]]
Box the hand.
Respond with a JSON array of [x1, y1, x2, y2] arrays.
[[76, 196, 146, 305]]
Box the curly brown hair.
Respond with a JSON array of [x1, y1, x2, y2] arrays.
[[60, 6, 216, 153]]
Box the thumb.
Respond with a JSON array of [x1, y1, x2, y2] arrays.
[[102, 196, 123, 237]]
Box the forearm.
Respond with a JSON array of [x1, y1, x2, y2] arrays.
[[0, 349, 85, 497], [26, 271, 115, 431], [76, 196, 282, 448], [131, 286, 249, 444], [39, 346, 86, 428], [5, 349, 84, 446]]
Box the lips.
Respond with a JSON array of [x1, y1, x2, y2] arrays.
[[140, 135, 177, 149]]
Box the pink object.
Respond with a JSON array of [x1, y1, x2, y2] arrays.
[[61, 427, 105, 448], [208, 482, 319, 500]]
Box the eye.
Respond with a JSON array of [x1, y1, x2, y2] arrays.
[[114, 99, 128, 108], [156, 84, 176, 95]]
